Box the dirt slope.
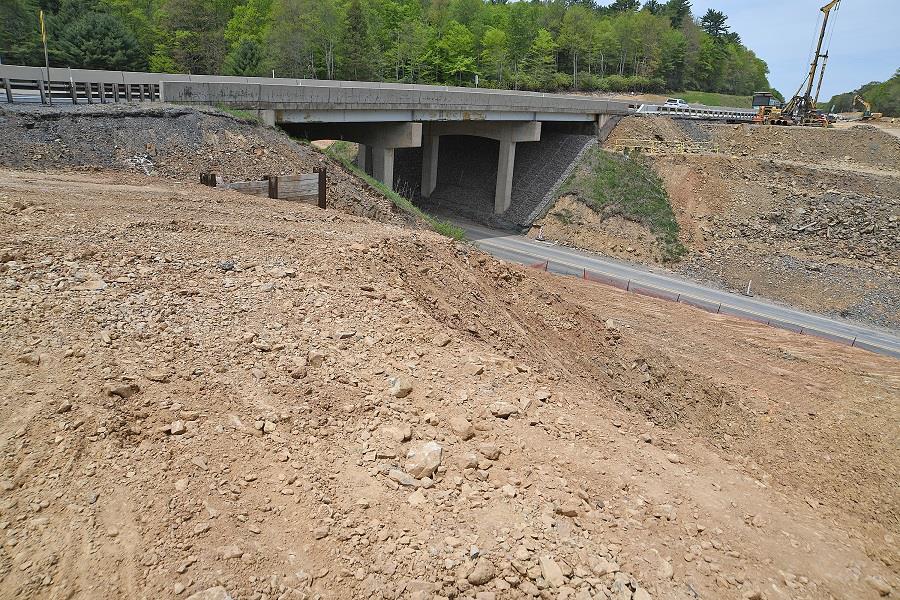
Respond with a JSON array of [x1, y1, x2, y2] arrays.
[[0, 103, 412, 226], [536, 117, 900, 328], [1, 168, 897, 600]]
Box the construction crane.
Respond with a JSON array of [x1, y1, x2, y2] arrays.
[[770, 0, 842, 126]]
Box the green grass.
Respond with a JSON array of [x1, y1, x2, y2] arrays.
[[323, 143, 464, 241], [215, 103, 263, 123], [678, 91, 752, 109], [564, 148, 686, 262]]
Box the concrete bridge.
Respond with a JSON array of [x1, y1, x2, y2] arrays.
[[1, 64, 755, 216], [159, 80, 638, 214]]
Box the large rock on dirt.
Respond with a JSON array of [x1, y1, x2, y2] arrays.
[[405, 442, 442, 479], [186, 587, 232, 600]]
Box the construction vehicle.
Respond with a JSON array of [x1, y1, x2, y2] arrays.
[[853, 94, 883, 121], [757, 0, 841, 127]]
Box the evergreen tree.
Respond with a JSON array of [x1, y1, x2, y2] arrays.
[[664, 0, 691, 29], [0, 0, 41, 65], [223, 37, 264, 75], [54, 10, 145, 70], [609, 0, 640, 12], [700, 9, 729, 39], [642, 1, 663, 14], [341, 0, 372, 80]]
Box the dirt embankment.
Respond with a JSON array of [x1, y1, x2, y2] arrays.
[[0, 103, 414, 227], [537, 116, 900, 328], [1, 168, 898, 600]]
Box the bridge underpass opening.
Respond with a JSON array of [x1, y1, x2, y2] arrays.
[[278, 120, 596, 229], [395, 123, 596, 230]]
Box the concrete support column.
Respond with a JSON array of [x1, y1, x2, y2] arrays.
[[421, 130, 439, 198], [259, 109, 276, 127], [356, 143, 366, 172], [494, 139, 516, 214], [597, 114, 622, 143], [372, 146, 395, 190]]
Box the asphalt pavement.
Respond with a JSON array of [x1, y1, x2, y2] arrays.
[[454, 218, 900, 359]]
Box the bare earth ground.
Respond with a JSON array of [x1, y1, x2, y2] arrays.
[[1, 168, 898, 600], [535, 117, 900, 329]]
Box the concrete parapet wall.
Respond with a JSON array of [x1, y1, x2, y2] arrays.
[[160, 81, 635, 121]]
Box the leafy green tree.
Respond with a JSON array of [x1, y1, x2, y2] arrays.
[[225, 0, 274, 46], [557, 5, 594, 87], [480, 26, 508, 83], [523, 28, 555, 88], [156, 0, 239, 74], [268, 0, 341, 79], [424, 20, 476, 84]]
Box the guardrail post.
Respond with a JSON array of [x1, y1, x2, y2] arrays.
[[112, 82, 119, 103], [38, 79, 47, 104], [315, 167, 327, 209], [3, 78, 12, 104], [86, 82, 94, 104], [138, 84, 145, 101], [125, 83, 132, 102], [69, 80, 77, 104], [267, 175, 278, 199]]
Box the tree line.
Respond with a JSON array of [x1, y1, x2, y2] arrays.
[[825, 69, 900, 117], [1, 0, 776, 96]]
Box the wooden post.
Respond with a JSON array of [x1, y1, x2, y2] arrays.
[[268, 175, 278, 199], [138, 84, 145, 101], [112, 82, 119, 103], [69, 79, 77, 104], [3, 78, 12, 104], [315, 167, 326, 209], [37, 79, 46, 104], [86, 82, 93, 104], [125, 83, 132, 101], [99, 83, 107, 104]]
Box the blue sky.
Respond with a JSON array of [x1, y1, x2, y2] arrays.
[[688, 0, 899, 99]]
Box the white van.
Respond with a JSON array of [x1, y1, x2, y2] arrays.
[[664, 98, 689, 107]]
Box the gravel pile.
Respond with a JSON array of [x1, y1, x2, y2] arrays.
[[0, 103, 414, 226]]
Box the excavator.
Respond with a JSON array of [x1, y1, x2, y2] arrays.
[[755, 0, 840, 127], [853, 94, 883, 121]]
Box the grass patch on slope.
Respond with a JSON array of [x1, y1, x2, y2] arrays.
[[325, 142, 464, 241], [679, 91, 752, 108], [214, 103, 263, 123], [563, 148, 686, 262]]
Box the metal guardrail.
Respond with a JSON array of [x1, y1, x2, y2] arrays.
[[637, 103, 755, 122], [612, 138, 720, 155], [525, 259, 899, 359]]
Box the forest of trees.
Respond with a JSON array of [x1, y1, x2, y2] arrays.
[[825, 69, 900, 117], [1, 0, 776, 96]]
